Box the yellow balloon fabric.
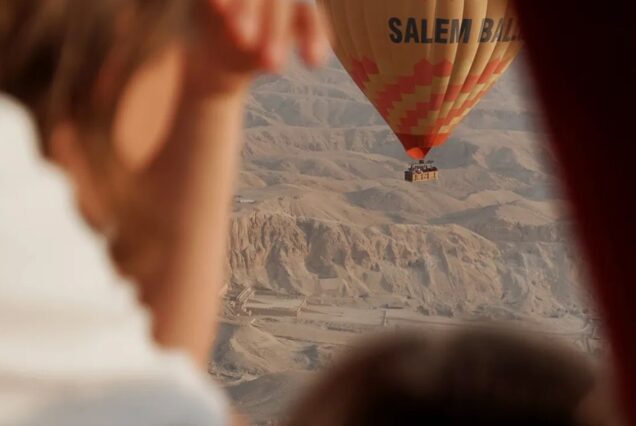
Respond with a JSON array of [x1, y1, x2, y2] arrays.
[[318, 0, 523, 159]]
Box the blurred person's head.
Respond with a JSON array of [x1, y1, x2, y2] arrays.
[[287, 328, 612, 426], [0, 0, 193, 275]]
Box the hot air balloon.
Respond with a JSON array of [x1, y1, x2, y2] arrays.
[[317, 0, 523, 169]]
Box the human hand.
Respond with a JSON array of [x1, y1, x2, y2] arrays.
[[107, 1, 331, 365], [186, 0, 331, 96], [112, 0, 331, 172]]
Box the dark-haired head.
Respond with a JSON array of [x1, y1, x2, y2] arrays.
[[288, 327, 610, 426]]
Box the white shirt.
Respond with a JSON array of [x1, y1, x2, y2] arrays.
[[0, 95, 229, 425]]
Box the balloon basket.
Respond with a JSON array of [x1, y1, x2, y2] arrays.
[[404, 160, 439, 183]]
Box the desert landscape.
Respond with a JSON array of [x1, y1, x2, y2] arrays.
[[210, 54, 603, 424]]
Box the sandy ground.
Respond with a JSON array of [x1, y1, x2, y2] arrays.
[[210, 54, 604, 424]]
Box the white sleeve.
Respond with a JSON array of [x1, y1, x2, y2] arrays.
[[0, 96, 229, 425]]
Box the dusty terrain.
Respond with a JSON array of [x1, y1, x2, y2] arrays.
[[210, 55, 601, 424]]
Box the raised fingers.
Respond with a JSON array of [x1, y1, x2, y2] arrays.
[[204, 0, 330, 74], [257, 0, 294, 72], [294, 2, 330, 67], [224, 0, 263, 51]]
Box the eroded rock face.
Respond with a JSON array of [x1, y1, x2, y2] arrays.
[[227, 210, 583, 318], [224, 57, 586, 319], [213, 56, 594, 423]]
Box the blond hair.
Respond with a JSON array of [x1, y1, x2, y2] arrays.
[[0, 0, 190, 153], [1, 0, 195, 279]]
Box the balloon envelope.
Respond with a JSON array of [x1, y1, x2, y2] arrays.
[[318, 0, 523, 159]]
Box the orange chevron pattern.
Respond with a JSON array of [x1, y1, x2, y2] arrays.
[[319, 0, 522, 159], [343, 55, 515, 157]]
